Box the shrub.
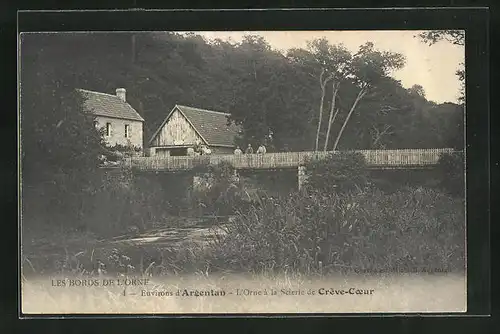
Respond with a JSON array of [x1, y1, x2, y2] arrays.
[[22, 167, 173, 237], [78, 168, 171, 236], [103, 144, 142, 161], [187, 161, 246, 216], [436, 151, 465, 197], [304, 151, 368, 194], [201, 187, 465, 275]]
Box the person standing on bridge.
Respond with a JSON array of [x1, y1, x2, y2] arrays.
[[234, 146, 243, 155], [256, 144, 267, 154], [245, 144, 254, 154], [203, 145, 212, 155]]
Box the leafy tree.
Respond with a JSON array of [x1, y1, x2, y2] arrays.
[[20, 34, 109, 226], [426, 103, 465, 150], [20, 34, 105, 186], [226, 35, 318, 151], [408, 84, 426, 99]]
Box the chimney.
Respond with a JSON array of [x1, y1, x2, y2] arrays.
[[116, 88, 126, 102]]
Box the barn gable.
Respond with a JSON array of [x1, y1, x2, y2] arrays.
[[149, 105, 241, 148], [149, 108, 204, 147]]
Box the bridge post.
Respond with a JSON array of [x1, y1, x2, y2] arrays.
[[298, 165, 308, 191]]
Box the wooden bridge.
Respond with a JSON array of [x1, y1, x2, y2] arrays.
[[125, 148, 459, 173]]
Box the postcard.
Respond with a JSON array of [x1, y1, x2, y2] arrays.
[[19, 28, 466, 314]]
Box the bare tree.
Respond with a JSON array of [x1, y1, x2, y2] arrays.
[[314, 68, 333, 151], [332, 84, 369, 151], [371, 124, 394, 149], [323, 81, 340, 151], [306, 40, 351, 151], [331, 42, 405, 151]]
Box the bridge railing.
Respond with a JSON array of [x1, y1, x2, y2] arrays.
[[125, 148, 459, 171], [356, 148, 457, 167]]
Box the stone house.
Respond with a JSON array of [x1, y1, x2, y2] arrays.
[[77, 88, 145, 154], [148, 105, 241, 157]]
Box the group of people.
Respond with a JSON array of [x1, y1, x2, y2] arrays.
[[189, 142, 212, 156], [234, 143, 266, 155], [188, 141, 267, 156]]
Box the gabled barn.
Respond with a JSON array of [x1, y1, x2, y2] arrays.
[[148, 105, 241, 157]]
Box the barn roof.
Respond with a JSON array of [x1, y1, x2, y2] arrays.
[[150, 105, 241, 147], [76, 88, 145, 122]]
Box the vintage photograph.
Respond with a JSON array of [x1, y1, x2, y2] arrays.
[[20, 30, 466, 314]]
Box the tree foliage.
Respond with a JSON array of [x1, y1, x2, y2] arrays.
[[20, 32, 465, 226], [21, 32, 465, 156], [20, 34, 106, 187], [436, 152, 465, 197], [408, 84, 426, 98], [418, 30, 465, 46], [23, 32, 463, 154]]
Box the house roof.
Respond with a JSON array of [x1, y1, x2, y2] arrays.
[[150, 105, 241, 147], [77, 88, 145, 122]]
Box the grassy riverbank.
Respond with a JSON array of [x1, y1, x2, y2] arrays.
[[22, 186, 465, 279], [201, 187, 465, 275]]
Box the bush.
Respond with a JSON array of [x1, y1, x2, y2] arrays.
[[187, 161, 247, 216], [201, 187, 465, 275], [304, 151, 368, 194], [23, 167, 172, 237], [104, 144, 142, 161], [436, 152, 465, 197], [80, 169, 172, 236]]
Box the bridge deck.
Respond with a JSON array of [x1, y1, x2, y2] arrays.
[[125, 149, 458, 172]]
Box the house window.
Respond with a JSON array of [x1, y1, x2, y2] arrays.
[[106, 122, 112, 136], [125, 124, 130, 138]]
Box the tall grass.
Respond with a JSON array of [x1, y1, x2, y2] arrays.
[[201, 187, 465, 275]]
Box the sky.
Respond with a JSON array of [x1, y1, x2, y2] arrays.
[[186, 31, 464, 104]]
